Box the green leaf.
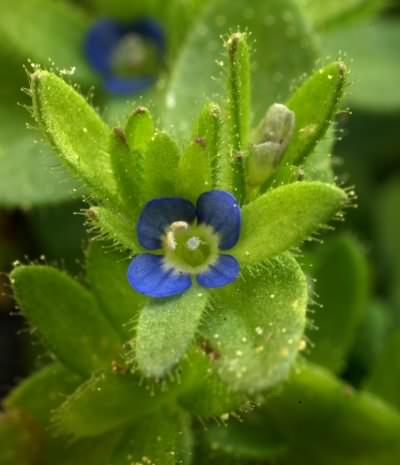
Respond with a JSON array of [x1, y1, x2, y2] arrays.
[[193, 102, 223, 186], [133, 286, 209, 378], [222, 32, 250, 201], [279, 61, 348, 169], [178, 138, 212, 203], [226, 32, 251, 152], [124, 106, 154, 153], [323, 20, 400, 112], [0, 411, 39, 465], [109, 128, 142, 216], [87, 206, 140, 253], [0, 0, 94, 85], [263, 362, 400, 465], [365, 329, 400, 411], [201, 254, 308, 392], [31, 70, 117, 203], [141, 131, 180, 201], [163, 0, 317, 138], [53, 370, 174, 438], [299, 0, 387, 31], [301, 125, 335, 183], [307, 234, 369, 373], [4, 363, 81, 427], [231, 181, 347, 266], [178, 347, 246, 417], [10, 265, 121, 376], [110, 408, 193, 465], [86, 241, 146, 338]]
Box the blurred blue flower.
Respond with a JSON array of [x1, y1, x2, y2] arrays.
[[127, 190, 241, 298], [84, 18, 165, 95]]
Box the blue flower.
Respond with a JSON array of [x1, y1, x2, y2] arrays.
[[127, 190, 241, 298], [84, 18, 165, 95]]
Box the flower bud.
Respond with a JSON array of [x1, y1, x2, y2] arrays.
[[247, 104, 295, 187]]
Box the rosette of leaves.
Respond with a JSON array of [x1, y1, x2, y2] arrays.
[[0, 26, 352, 463]]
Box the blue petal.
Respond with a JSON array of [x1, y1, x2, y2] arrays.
[[137, 198, 196, 250], [128, 254, 191, 298], [104, 76, 154, 95], [84, 19, 123, 74], [196, 255, 240, 288], [196, 190, 241, 249]]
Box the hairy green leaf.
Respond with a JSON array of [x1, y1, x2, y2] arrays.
[[110, 408, 193, 465], [232, 181, 347, 266], [31, 70, 117, 203], [87, 206, 140, 253], [53, 371, 173, 438], [178, 347, 245, 417], [178, 139, 212, 203], [193, 102, 223, 186], [141, 132, 180, 201], [11, 265, 121, 376], [86, 241, 146, 338], [134, 286, 209, 378], [280, 61, 347, 168], [124, 106, 154, 153], [202, 254, 308, 392]]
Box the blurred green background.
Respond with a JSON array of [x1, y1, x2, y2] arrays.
[[0, 0, 400, 454]]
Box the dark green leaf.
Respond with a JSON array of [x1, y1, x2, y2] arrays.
[[11, 265, 121, 376]]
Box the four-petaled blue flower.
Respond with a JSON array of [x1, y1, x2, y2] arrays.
[[127, 190, 241, 298], [84, 18, 165, 95]]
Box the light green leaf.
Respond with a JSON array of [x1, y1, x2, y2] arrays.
[[178, 139, 212, 203], [124, 106, 154, 153], [10, 265, 122, 376], [110, 408, 193, 465], [141, 131, 180, 201], [163, 0, 317, 138], [53, 370, 174, 438], [31, 70, 117, 203], [86, 241, 147, 338], [133, 286, 209, 378], [366, 329, 400, 411], [109, 128, 142, 216], [201, 254, 308, 392], [279, 61, 347, 169], [87, 206, 140, 253], [231, 181, 347, 266], [226, 32, 251, 153], [307, 234, 369, 372], [193, 102, 223, 186], [263, 362, 400, 465], [323, 20, 400, 112], [4, 363, 81, 427], [301, 125, 335, 183]]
